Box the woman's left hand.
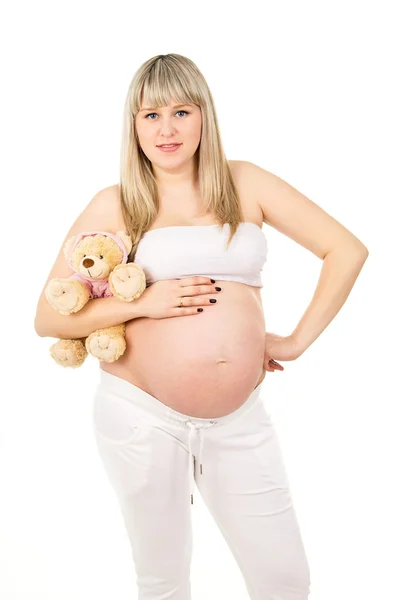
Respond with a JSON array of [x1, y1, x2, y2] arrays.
[[263, 332, 303, 372]]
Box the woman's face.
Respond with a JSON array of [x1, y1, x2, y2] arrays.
[[135, 97, 202, 168]]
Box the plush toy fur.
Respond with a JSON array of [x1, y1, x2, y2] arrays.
[[45, 230, 146, 368]]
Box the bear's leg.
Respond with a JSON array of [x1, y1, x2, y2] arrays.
[[49, 339, 88, 368], [86, 324, 126, 363]]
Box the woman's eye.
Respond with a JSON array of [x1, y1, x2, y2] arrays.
[[145, 110, 188, 120]]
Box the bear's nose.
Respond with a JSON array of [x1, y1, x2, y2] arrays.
[[83, 258, 94, 268]]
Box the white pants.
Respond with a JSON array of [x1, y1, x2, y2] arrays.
[[92, 369, 311, 600]]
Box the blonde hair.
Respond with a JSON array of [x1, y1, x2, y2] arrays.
[[119, 53, 244, 262]]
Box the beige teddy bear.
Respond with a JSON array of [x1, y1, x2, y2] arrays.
[[45, 230, 146, 368]]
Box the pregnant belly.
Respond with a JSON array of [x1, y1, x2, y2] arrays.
[[100, 281, 267, 418]]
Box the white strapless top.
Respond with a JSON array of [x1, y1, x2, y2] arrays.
[[133, 222, 268, 288]]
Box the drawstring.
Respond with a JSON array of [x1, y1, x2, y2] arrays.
[[186, 420, 217, 505]]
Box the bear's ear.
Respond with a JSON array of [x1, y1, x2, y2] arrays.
[[63, 235, 79, 260], [116, 230, 133, 255]]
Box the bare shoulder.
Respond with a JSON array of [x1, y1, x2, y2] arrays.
[[93, 183, 126, 231], [228, 159, 258, 193], [228, 159, 246, 176], [228, 159, 263, 185], [228, 160, 264, 223]]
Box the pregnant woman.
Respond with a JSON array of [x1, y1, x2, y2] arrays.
[[34, 54, 368, 600]]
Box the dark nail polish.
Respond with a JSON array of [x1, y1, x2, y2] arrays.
[[210, 299, 217, 303], [210, 279, 216, 283], [197, 308, 203, 312], [215, 287, 222, 291]]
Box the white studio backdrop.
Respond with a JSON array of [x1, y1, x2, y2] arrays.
[[1, 1, 397, 599]]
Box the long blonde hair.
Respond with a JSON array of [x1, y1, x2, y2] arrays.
[[119, 53, 244, 262]]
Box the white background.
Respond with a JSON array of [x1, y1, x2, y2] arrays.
[[1, 1, 397, 599]]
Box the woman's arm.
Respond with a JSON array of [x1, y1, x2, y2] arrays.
[[34, 293, 144, 339], [240, 161, 369, 356], [289, 247, 368, 354]]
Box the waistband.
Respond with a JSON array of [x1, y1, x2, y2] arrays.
[[97, 368, 264, 504], [98, 368, 263, 427]]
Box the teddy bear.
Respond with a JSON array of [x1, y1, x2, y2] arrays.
[[45, 230, 146, 368]]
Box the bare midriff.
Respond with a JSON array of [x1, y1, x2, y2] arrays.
[[100, 280, 266, 418]]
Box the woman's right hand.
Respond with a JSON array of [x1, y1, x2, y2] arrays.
[[134, 276, 222, 319]]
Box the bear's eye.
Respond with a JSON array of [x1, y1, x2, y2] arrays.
[[83, 255, 86, 258], [99, 255, 103, 259]]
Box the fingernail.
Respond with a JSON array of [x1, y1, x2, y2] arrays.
[[210, 279, 216, 283]]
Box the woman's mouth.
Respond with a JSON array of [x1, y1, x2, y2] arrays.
[[157, 143, 182, 152]]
